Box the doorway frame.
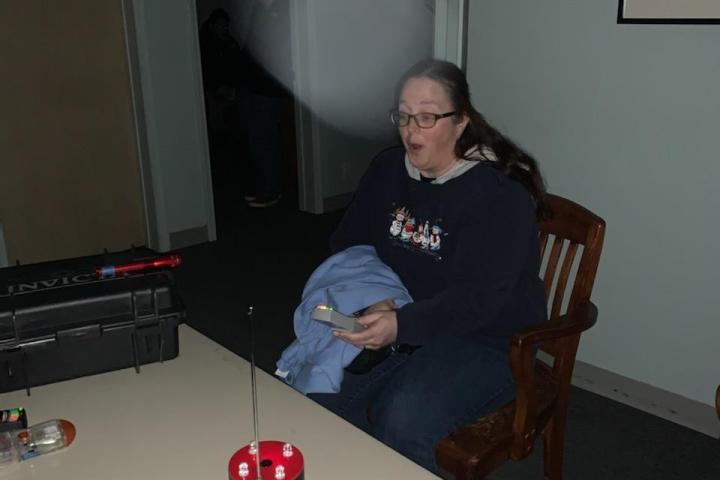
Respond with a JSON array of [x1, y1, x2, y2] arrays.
[[121, 0, 159, 249], [433, 0, 468, 69], [121, 0, 217, 251], [129, 0, 470, 222], [124, 0, 469, 229]]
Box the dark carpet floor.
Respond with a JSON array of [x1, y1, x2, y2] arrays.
[[174, 202, 720, 480]]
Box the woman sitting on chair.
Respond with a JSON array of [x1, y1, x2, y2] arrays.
[[309, 58, 549, 474]]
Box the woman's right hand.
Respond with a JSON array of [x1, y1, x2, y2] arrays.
[[363, 298, 395, 314], [335, 309, 398, 350]]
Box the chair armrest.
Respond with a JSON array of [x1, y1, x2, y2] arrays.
[[512, 301, 598, 351], [507, 301, 598, 459]]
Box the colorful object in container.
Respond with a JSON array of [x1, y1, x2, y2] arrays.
[[0, 408, 28, 433]]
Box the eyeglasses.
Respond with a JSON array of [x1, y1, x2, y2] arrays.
[[388, 110, 457, 128]]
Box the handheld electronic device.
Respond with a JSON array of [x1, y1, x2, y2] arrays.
[[310, 305, 364, 333]]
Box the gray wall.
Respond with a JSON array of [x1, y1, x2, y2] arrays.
[[466, 0, 719, 406], [291, 0, 434, 211]]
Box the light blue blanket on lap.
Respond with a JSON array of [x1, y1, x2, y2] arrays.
[[275, 245, 412, 394]]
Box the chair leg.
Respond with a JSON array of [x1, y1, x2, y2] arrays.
[[542, 414, 566, 480]]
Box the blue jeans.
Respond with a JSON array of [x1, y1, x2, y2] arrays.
[[309, 337, 515, 474]]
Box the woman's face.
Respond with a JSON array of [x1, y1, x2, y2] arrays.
[[398, 77, 468, 178]]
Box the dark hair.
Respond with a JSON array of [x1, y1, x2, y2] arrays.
[[200, 9, 230, 39], [208, 8, 230, 25], [396, 59, 550, 218]]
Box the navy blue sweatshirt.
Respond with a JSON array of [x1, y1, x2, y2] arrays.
[[330, 147, 546, 350]]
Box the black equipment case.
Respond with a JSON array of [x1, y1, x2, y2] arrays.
[[0, 248, 185, 394]]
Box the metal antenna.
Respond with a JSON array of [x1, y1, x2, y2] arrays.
[[248, 305, 262, 479]]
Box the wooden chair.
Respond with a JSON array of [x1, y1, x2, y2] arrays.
[[435, 193, 606, 480]]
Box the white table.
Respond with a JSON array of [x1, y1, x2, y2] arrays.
[[0, 325, 438, 479]]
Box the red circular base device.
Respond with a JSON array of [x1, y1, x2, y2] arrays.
[[228, 440, 304, 480]]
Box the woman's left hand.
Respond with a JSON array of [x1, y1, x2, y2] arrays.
[[334, 310, 398, 350]]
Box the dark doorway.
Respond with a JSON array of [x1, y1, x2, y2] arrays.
[[196, 1, 299, 238]]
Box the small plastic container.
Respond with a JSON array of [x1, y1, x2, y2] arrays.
[[0, 408, 28, 433], [0, 419, 76, 465]]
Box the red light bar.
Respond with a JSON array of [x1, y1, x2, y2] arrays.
[[96, 254, 182, 278]]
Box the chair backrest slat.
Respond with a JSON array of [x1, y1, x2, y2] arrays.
[[550, 242, 578, 318], [543, 236, 564, 300]]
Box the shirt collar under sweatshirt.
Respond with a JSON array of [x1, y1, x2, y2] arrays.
[[403, 144, 498, 184]]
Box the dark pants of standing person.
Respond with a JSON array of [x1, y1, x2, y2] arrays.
[[308, 336, 515, 474], [238, 88, 282, 203]]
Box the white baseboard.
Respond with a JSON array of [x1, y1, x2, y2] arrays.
[[0, 223, 8, 268], [570, 360, 719, 438]]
